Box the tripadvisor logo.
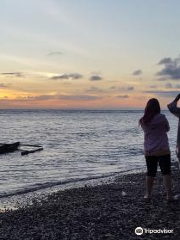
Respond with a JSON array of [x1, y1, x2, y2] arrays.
[[135, 227, 173, 235], [135, 227, 143, 235]]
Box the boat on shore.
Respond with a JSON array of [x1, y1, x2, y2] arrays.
[[0, 142, 20, 154], [0, 142, 43, 155]]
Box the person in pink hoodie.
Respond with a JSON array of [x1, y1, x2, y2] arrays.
[[139, 98, 174, 200]]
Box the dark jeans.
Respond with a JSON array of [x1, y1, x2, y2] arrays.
[[145, 154, 171, 177]]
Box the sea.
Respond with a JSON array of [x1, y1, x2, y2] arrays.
[[0, 110, 178, 205]]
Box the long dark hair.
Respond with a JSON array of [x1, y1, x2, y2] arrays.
[[139, 98, 161, 125]]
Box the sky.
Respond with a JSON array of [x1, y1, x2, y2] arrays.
[[1, 0, 180, 109]]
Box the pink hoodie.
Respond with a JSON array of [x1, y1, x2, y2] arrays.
[[140, 113, 170, 156]]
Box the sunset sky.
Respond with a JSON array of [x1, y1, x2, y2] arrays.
[[1, 0, 180, 109]]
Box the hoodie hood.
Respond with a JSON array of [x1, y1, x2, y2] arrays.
[[140, 113, 168, 132], [143, 113, 169, 132], [150, 113, 166, 126]]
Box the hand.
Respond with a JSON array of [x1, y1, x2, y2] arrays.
[[175, 94, 180, 101]]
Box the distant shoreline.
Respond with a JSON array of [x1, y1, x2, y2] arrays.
[[0, 108, 171, 111]]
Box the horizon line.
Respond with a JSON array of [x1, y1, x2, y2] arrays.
[[0, 108, 169, 111]]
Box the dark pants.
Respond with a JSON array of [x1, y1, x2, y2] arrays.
[[145, 154, 171, 177]]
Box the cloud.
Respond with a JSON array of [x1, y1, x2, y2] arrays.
[[1, 72, 24, 77], [86, 86, 104, 93], [47, 52, 63, 57], [158, 58, 172, 65], [109, 86, 134, 92], [126, 86, 134, 91], [85, 85, 134, 94], [110, 86, 117, 90], [118, 86, 134, 91], [15, 95, 57, 101], [33, 95, 57, 100], [165, 83, 180, 89], [59, 95, 102, 101], [116, 95, 129, 98], [0, 83, 9, 88], [50, 73, 83, 80], [149, 85, 157, 89], [17, 94, 102, 101], [89, 75, 102, 81], [132, 69, 142, 76], [165, 83, 172, 89], [144, 90, 180, 97], [156, 55, 180, 80]]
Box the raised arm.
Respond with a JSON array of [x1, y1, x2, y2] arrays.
[[167, 94, 180, 118]]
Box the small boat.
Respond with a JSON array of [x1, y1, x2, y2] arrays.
[[0, 142, 43, 155], [0, 142, 20, 154]]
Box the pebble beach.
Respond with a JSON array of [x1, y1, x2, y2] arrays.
[[0, 164, 180, 240]]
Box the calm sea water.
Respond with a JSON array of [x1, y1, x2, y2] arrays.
[[0, 110, 178, 198]]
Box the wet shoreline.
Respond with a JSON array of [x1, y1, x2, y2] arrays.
[[0, 163, 180, 239], [0, 167, 145, 210]]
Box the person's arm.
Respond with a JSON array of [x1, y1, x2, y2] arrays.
[[167, 94, 180, 117], [165, 118, 170, 132]]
